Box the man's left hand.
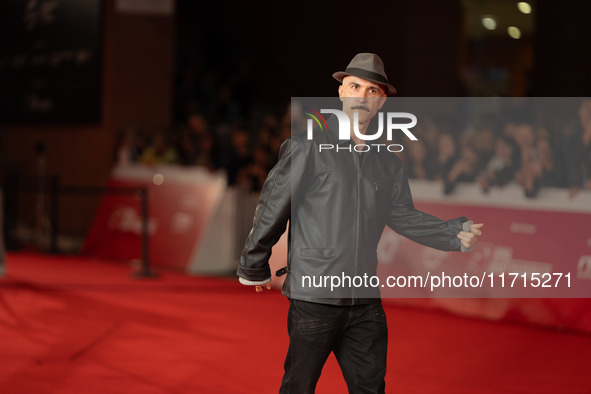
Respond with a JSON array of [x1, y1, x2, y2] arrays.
[[457, 223, 484, 250]]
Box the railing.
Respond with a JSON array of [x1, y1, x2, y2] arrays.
[[3, 175, 156, 278]]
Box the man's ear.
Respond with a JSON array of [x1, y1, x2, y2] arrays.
[[338, 85, 343, 101], [377, 95, 387, 109]]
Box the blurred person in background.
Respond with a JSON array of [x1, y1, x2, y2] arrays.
[[579, 101, 591, 189], [223, 128, 252, 186], [477, 135, 521, 193], [429, 133, 457, 182], [176, 126, 199, 166], [404, 142, 429, 180], [519, 135, 558, 197], [114, 125, 146, 166], [444, 145, 479, 194], [139, 133, 178, 166], [256, 114, 280, 152], [471, 127, 496, 169], [236, 147, 271, 192], [186, 112, 210, 148], [565, 100, 591, 197], [512, 123, 538, 175], [417, 117, 440, 161], [194, 133, 221, 171], [513, 123, 539, 197]]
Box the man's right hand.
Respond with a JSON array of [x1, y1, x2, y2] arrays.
[[255, 282, 272, 292]]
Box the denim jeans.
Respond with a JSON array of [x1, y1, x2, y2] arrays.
[[279, 299, 388, 393]]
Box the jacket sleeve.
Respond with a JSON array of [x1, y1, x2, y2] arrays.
[[386, 163, 466, 252], [236, 138, 308, 282]]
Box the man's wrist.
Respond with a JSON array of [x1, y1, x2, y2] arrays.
[[239, 277, 272, 286], [460, 220, 474, 252]]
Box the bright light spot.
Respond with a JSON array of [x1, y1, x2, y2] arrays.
[[481, 16, 497, 30], [507, 26, 521, 39], [153, 173, 164, 185], [517, 2, 532, 14]]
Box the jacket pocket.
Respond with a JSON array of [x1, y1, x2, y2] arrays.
[[300, 248, 335, 259]]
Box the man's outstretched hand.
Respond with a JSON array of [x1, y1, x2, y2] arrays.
[[457, 223, 484, 250], [255, 282, 272, 293]]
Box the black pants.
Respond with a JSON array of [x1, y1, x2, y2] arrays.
[[280, 299, 388, 393]]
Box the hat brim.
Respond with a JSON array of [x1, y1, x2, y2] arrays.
[[333, 71, 397, 96]]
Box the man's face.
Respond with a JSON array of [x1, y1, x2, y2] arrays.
[[338, 76, 387, 125]]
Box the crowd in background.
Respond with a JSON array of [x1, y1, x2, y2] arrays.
[[112, 28, 591, 198], [115, 110, 291, 192], [116, 97, 591, 200], [115, 98, 591, 198], [115, 60, 591, 199], [395, 99, 591, 198]]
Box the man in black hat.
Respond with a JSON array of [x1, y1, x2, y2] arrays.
[[237, 53, 483, 393]]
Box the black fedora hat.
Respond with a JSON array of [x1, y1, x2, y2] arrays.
[[333, 53, 397, 96]]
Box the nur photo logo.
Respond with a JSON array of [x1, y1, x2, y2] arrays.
[[304, 107, 418, 153]]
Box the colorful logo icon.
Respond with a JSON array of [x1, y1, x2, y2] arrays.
[[303, 107, 328, 132]]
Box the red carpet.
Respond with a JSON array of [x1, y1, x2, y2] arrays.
[[1, 252, 590, 393]]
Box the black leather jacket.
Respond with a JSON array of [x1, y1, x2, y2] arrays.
[[237, 115, 467, 304]]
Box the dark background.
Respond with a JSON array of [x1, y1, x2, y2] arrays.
[[0, 0, 102, 123]]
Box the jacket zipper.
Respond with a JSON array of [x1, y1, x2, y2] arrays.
[[354, 151, 369, 303], [354, 152, 361, 302]]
